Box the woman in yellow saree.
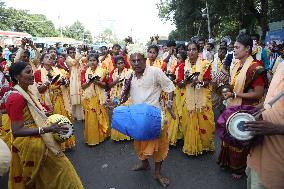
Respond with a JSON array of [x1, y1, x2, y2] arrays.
[[81, 54, 109, 146], [0, 77, 13, 147], [6, 61, 83, 189], [108, 55, 132, 141], [35, 53, 75, 151], [218, 34, 266, 179], [182, 42, 215, 156], [167, 51, 187, 145], [146, 45, 165, 69]]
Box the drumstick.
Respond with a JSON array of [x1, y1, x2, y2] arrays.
[[252, 90, 284, 117], [267, 90, 284, 107]]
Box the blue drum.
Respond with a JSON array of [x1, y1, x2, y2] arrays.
[[111, 104, 162, 141]]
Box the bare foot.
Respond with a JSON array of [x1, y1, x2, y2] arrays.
[[232, 173, 242, 179], [155, 174, 170, 188], [131, 163, 150, 171]]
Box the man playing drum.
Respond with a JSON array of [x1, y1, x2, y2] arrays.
[[245, 58, 284, 189], [118, 44, 175, 188]]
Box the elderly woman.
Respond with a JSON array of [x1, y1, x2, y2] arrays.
[[182, 41, 215, 156]]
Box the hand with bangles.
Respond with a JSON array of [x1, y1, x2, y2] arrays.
[[43, 120, 70, 135]]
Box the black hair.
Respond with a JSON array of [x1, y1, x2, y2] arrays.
[[23, 50, 30, 58], [166, 40, 176, 47], [236, 33, 253, 54], [278, 44, 284, 51], [251, 34, 260, 41], [178, 51, 187, 61], [40, 53, 48, 63], [187, 41, 200, 52], [147, 45, 159, 53], [48, 47, 56, 52], [114, 55, 125, 64], [220, 41, 228, 47], [101, 46, 107, 49], [218, 46, 227, 53], [88, 53, 99, 62], [198, 38, 205, 42], [66, 46, 76, 54], [208, 43, 215, 49], [112, 44, 121, 49], [9, 61, 29, 84], [177, 43, 187, 51], [8, 53, 15, 61]]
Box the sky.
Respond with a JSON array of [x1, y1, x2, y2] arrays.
[[4, 0, 175, 42]]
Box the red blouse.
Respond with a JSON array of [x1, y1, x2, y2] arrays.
[[80, 67, 87, 85], [34, 69, 42, 84], [5, 93, 26, 121], [174, 62, 185, 83], [0, 87, 12, 110], [250, 74, 265, 88], [203, 65, 212, 81]]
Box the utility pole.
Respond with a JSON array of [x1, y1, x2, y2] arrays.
[[205, 1, 211, 39], [58, 12, 63, 38]]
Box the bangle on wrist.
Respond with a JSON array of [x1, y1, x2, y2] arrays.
[[233, 92, 237, 98]]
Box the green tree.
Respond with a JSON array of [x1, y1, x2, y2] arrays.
[[95, 28, 119, 44], [157, 0, 284, 41], [62, 21, 93, 44], [0, 1, 58, 37]]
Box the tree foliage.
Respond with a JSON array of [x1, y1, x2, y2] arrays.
[[62, 21, 93, 44], [94, 28, 121, 44], [0, 1, 59, 37], [157, 0, 284, 41]]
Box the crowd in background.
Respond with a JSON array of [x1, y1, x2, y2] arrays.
[[0, 33, 284, 189]]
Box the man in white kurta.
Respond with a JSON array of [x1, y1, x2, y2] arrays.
[[124, 50, 175, 188], [130, 66, 175, 109]]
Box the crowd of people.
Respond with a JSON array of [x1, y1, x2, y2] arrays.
[[0, 32, 283, 189]]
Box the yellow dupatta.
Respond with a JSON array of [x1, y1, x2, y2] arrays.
[[82, 67, 107, 104], [212, 57, 224, 74], [40, 67, 72, 114], [184, 58, 210, 112], [228, 56, 254, 107], [13, 85, 62, 155], [146, 58, 164, 69], [99, 54, 113, 72], [110, 68, 132, 99]]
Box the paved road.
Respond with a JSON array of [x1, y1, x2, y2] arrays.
[[0, 121, 246, 189]]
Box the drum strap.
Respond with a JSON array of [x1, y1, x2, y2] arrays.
[[120, 73, 133, 104]]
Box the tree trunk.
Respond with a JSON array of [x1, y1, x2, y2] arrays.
[[260, 0, 269, 41], [246, 0, 269, 41]]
